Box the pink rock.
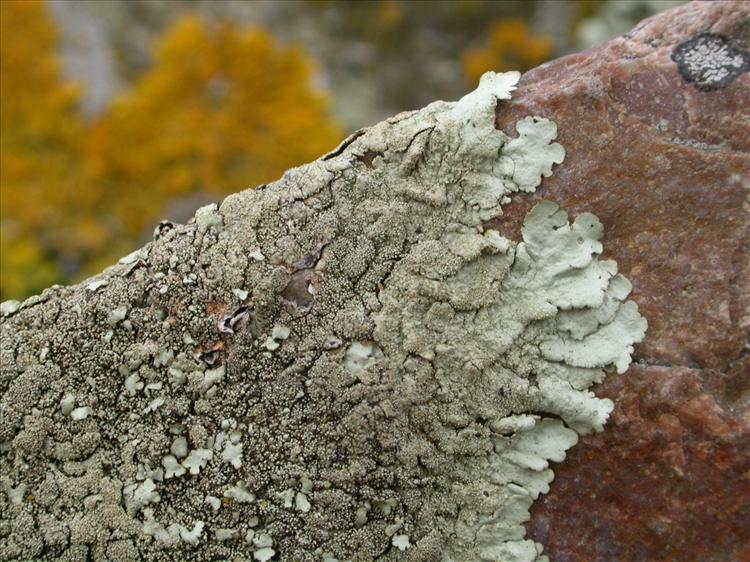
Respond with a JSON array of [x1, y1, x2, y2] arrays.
[[487, 1, 750, 559]]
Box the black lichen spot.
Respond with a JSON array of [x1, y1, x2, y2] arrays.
[[357, 150, 383, 169], [199, 348, 221, 366], [152, 220, 175, 240], [218, 306, 250, 334], [672, 32, 750, 91]]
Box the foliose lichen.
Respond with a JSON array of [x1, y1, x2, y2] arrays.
[[0, 71, 646, 561]]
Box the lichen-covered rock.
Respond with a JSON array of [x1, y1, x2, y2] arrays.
[[486, 2, 749, 560], [0, 71, 645, 561]]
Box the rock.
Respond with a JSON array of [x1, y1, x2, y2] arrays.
[[0, 68, 647, 560], [487, 2, 749, 560], [1, 2, 746, 560]]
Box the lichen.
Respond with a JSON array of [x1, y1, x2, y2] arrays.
[[671, 32, 750, 91], [0, 71, 645, 561]]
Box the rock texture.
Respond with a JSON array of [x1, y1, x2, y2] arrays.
[[487, 2, 750, 560]]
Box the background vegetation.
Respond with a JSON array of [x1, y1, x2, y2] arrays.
[[0, 0, 681, 300]]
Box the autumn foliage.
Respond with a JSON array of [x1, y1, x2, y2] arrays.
[[1, 0, 84, 297], [88, 16, 341, 243], [1, 2, 557, 301], [0, 1, 341, 300], [463, 20, 552, 85]]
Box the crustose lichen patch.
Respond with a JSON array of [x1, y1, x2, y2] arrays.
[[671, 32, 750, 91]]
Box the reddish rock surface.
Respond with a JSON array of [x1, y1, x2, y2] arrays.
[[488, 2, 750, 560]]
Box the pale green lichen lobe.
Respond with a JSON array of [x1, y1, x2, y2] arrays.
[[1, 71, 645, 562]]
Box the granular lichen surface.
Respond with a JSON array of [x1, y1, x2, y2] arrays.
[[0, 72, 646, 562]]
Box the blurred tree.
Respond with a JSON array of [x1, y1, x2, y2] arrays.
[[87, 16, 341, 247], [0, 9, 341, 300], [298, 0, 532, 126], [0, 0, 88, 299], [462, 20, 552, 84]]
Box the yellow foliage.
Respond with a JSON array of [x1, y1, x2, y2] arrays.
[[463, 20, 552, 85], [377, 1, 404, 28], [88, 16, 342, 239], [0, 0, 85, 299], [0, 236, 58, 299], [0, 9, 341, 300]]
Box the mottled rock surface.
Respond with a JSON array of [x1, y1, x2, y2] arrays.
[[488, 2, 749, 560]]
